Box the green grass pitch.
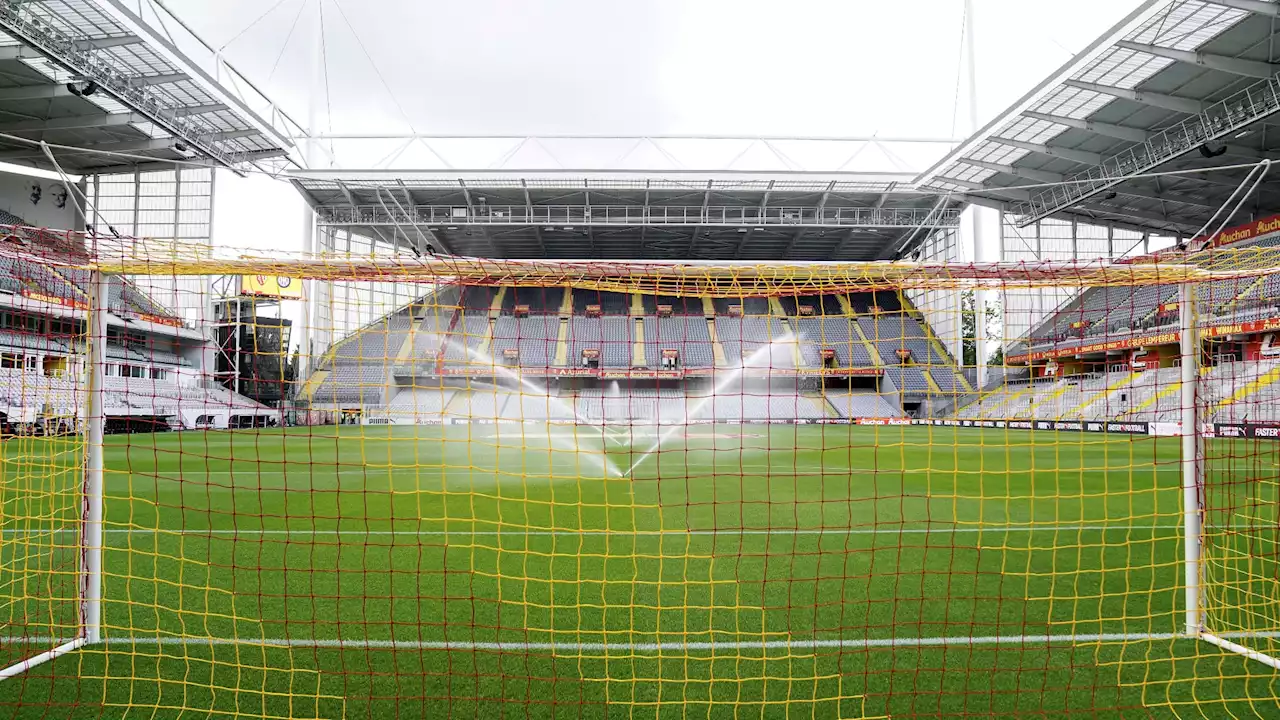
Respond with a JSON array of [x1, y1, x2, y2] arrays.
[[0, 424, 1277, 719]]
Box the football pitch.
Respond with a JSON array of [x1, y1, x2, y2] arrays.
[[0, 424, 1277, 719]]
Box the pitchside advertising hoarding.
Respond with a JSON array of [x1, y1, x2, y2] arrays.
[[913, 418, 1153, 435], [911, 418, 1280, 440], [432, 366, 882, 379], [1204, 422, 1280, 439]]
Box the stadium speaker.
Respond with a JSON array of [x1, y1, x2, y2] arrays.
[[1198, 143, 1227, 158], [66, 80, 98, 97]]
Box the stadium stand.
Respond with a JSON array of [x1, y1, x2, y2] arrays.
[[492, 316, 560, 367], [442, 315, 491, 363], [825, 391, 899, 418], [711, 297, 770, 315], [795, 317, 872, 367], [504, 287, 562, 314], [847, 291, 902, 314], [574, 388, 688, 423], [566, 316, 632, 368], [333, 307, 417, 363], [444, 386, 513, 418], [572, 289, 629, 315], [386, 388, 455, 418], [716, 316, 797, 368], [641, 294, 703, 315], [643, 316, 715, 368], [313, 365, 388, 405], [318, 285, 968, 423]]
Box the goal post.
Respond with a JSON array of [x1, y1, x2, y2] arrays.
[[1179, 281, 1202, 640], [2, 228, 1280, 716], [0, 269, 106, 680]]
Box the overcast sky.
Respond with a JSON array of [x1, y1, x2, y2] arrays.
[[163, 0, 1148, 249]]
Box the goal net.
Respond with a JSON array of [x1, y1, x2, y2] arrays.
[[0, 227, 1278, 718]]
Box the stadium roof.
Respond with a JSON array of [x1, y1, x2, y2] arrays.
[[918, 0, 1280, 238], [0, 0, 301, 174], [286, 136, 964, 261]]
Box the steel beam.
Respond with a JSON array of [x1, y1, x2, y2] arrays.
[[937, 176, 1032, 201], [0, 112, 146, 133], [0, 137, 182, 160], [1116, 186, 1223, 209], [964, 159, 1064, 184], [0, 1, 248, 170], [131, 73, 188, 87], [873, 181, 897, 209], [1016, 70, 1280, 225], [760, 179, 775, 211], [175, 103, 228, 116], [95, 0, 295, 152], [391, 179, 449, 255], [1073, 203, 1201, 232], [1022, 111, 1150, 143], [1117, 40, 1278, 79], [1064, 80, 1204, 115], [0, 85, 74, 101], [0, 35, 141, 60], [992, 137, 1104, 165], [1208, 0, 1280, 17]]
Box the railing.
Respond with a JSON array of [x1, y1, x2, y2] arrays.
[[317, 205, 963, 228], [1012, 73, 1280, 225]]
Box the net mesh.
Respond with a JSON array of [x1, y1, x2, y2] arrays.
[[0, 227, 1277, 717]]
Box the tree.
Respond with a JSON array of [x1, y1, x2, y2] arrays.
[[960, 289, 1003, 367], [284, 349, 301, 399]]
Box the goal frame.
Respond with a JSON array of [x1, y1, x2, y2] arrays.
[[0, 270, 107, 680], [0, 259, 1279, 682]]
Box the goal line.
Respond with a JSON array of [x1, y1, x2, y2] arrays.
[[0, 523, 1186, 538], [12, 631, 1280, 653]]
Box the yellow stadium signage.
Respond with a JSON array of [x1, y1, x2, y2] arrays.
[[241, 275, 303, 299]]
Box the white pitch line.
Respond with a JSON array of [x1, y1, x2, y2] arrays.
[[9, 630, 1280, 652], [0, 524, 1186, 537]]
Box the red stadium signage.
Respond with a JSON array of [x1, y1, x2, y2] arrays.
[[585, 304, 602, 316], [1204, 213, 1280, 249], [816, 367, 882, 377], [855, 417, 912, 426], [656, 304, 673, 317], [134, 313, 183, 328], [1202, 316, 1280, 338], [21, 289, 88, 311], [727, 305, 743, 317], [662, 349, 679, 359], [581, 348, 600, 359], [1007, 331, 1178, 364], [799, 305, 815, 316], [821, 348, 836, 360], [546, 368, 596, 377], [513, 304, 530, 317], [1130, 212, 1280, 258], [895, 348, 912, 360], [1011, 314, 1280, 364]]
